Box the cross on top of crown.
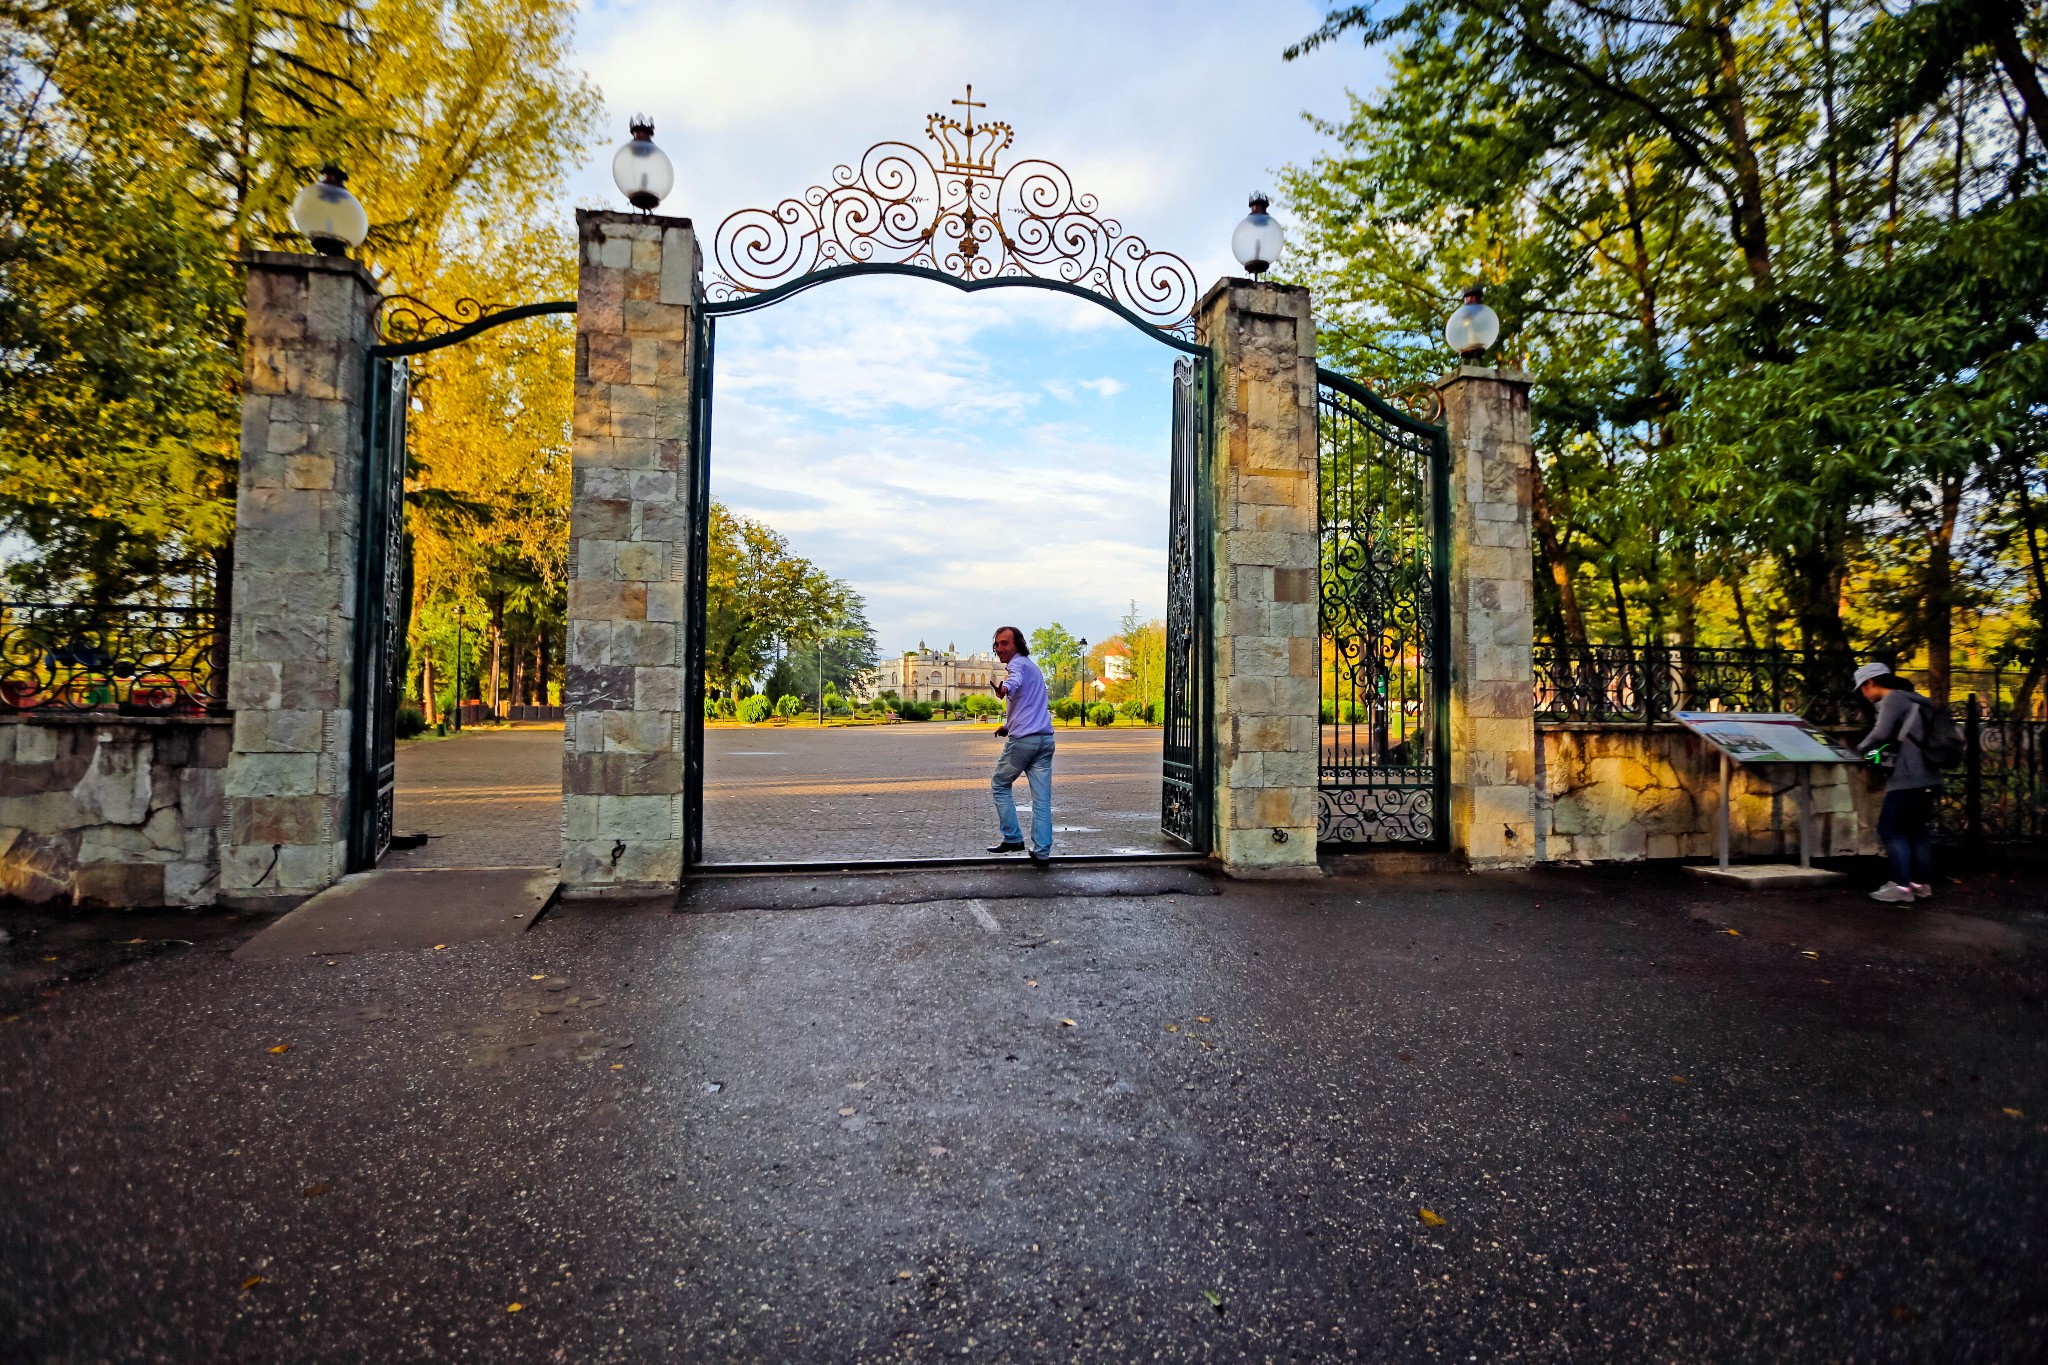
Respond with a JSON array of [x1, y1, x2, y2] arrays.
[[927, 83, 1014, 179]]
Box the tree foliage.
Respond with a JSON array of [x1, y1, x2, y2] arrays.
[[0, 0, 600, 600], [1282, 0, 2048, 706]]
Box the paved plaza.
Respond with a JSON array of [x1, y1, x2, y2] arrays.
[[380, 723, 1176, 871], [3, 861, 2044, 1359]]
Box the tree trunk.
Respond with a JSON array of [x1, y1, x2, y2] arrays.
[[421, 655, 436, 725], [1926, 473, 1964, 704], [489, 595, 504, 716], [1987, 0, 2048, 147], [1730, 573, 1760, 649], [540, 628, 552, 706], [1532, 458, 1589, 644], [508, 631, 526, 714], [1709, 15, 1776, 291]]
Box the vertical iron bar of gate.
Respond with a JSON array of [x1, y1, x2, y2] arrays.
[[683, 311, 717, 866], [1965, 693, 1982, 845], [1195, 353, 1215, 853], [1429, 418, 1451, 846]]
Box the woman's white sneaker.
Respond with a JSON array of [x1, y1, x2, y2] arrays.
[[1869, 882, 1916, 903], [1911, 883, 1934, 900]]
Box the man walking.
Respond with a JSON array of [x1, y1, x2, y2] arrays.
[[1854, 662, 1945, 904], [987, 626, 1054, 862]]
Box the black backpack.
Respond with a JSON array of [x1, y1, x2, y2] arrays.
[[1911, 696, 1966, 769]]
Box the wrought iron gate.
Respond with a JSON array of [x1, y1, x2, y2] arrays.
[[1314, 368, 1449, 846], [348, 354, 411, 870], [1160, 354, 1210, 850]]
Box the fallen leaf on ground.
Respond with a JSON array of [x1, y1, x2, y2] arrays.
[[611, 1063, 624, 1071], [1164, 1023, 1179, 1032], [1801, 951, 1820, 960], [303, 1182, 330, 1197], [898, 1271, 913, 1280], [2004, 1107, 2024, 1118], [530, 975, 546, 981], [1669, 1075, 1686, 1083], [928, 1146, 949, 1157], [123, 938, 146, 944], [1418, 1208, 1447, 1227], [267, 1044, 291, 1054], [240, 1276, 262, 1291], [838, 1107, 856, 1117], [1202, 1289, 1223, 1310], [1026, 980, 1038, 988], [1723, 929, 1741, 937], [1196, 1016, 1211, 1023], [507, 1302, 523, 1313], [432, 944, 449, 951], [1060, 1019, 1076, 1028]]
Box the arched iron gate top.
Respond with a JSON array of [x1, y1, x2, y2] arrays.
[[700, 261, 1209, 356], [701, 87, 1205, 353]]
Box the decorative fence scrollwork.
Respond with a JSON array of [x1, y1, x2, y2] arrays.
[[1, 603, 221, 715], [1315, 369, 1449, 847], [706, 87, 1200, 340], [1533, 643, 1863, 726]]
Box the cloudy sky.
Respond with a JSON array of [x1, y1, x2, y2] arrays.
[[567, 0, 1384, 653]]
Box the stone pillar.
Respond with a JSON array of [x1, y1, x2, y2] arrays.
[[1199, 280, 1321, 876], [561, 210, 698, 897], [220, 252, 378, 903], [1440, 365, 1539, 869]]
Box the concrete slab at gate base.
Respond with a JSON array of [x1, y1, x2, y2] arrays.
[[233, 866, 556, 960], [1685, 863, 1849, 890]]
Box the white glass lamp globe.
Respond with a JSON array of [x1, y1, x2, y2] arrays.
[[1444, 286, 1502, 359], [613, 118, 674, 211], [289, 166, 369, 256], [1231, 193, 1286, 277]]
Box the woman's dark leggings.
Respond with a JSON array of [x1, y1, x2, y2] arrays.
[[1877, 787, 1936, 887]]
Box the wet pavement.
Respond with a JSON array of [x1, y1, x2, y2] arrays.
[[3, 859, 2045, 1360]]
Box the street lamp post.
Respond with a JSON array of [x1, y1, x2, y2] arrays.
[[1078, 637, 1089, 727]]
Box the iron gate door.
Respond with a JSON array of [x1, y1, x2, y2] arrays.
[[348, 354, 410, 871], [1161, 355, 1210, 851], [1314, 368, 1449, 846]]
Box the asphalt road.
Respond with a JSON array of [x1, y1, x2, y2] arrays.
[[3, 860, 2045, 1361]]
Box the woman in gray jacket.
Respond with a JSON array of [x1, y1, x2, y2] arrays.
[[1853, 662, 1941, 904]]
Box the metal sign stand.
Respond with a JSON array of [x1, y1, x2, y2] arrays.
[[1684, 709, 1852, 889]]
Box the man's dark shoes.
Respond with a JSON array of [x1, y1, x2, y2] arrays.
[[986, 841, 1026, 854], [1028, 849, 1052, 864]]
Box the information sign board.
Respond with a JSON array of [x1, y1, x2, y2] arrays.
[[1672, 712, 1863, 764]]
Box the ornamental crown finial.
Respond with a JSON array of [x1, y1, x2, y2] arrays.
[[926, 82, 1013, 179]]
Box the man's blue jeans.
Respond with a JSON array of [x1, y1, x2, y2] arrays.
[[992, 732, 1055, 855]]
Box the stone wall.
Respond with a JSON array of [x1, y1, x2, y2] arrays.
[[0, 717, 230, 906], [1198, 279, 1321, 875], [1536, 723, 1883, 863], [561, 210, 698, 897]]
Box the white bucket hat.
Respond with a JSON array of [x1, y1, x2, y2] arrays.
[[1853, 662, 1894, 689]]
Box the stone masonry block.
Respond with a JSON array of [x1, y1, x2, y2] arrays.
[[602, 710, 672, 754]]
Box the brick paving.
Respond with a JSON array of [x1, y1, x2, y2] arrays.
[[702, 722, 1176, 863], [382, 725, 564, 871], [380, 722, 1176, 870]]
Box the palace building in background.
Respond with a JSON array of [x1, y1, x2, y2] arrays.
[[865, 645, 1003, 706]]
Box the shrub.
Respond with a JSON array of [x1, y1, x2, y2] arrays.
[[1142, 700, 1159, 725], [1115, 699, 1143, 720], [704, 698, 718, 720], [1087, 702, 1115, 727], [715, 695, 737, 719], [961, 693, 1002, 718], [900, 700, 934, 721], [738, 694, 772, 723], [396, 704, 427, 739], [826, 693, 851, 715], [1052, 697, 1083, 723], [774, 694, 803, 718]]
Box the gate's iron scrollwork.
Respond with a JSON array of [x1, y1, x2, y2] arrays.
[[705, 87, 1200, 341], [1315, 368, 1449, 846], [1161, 355, 1209, 849]]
